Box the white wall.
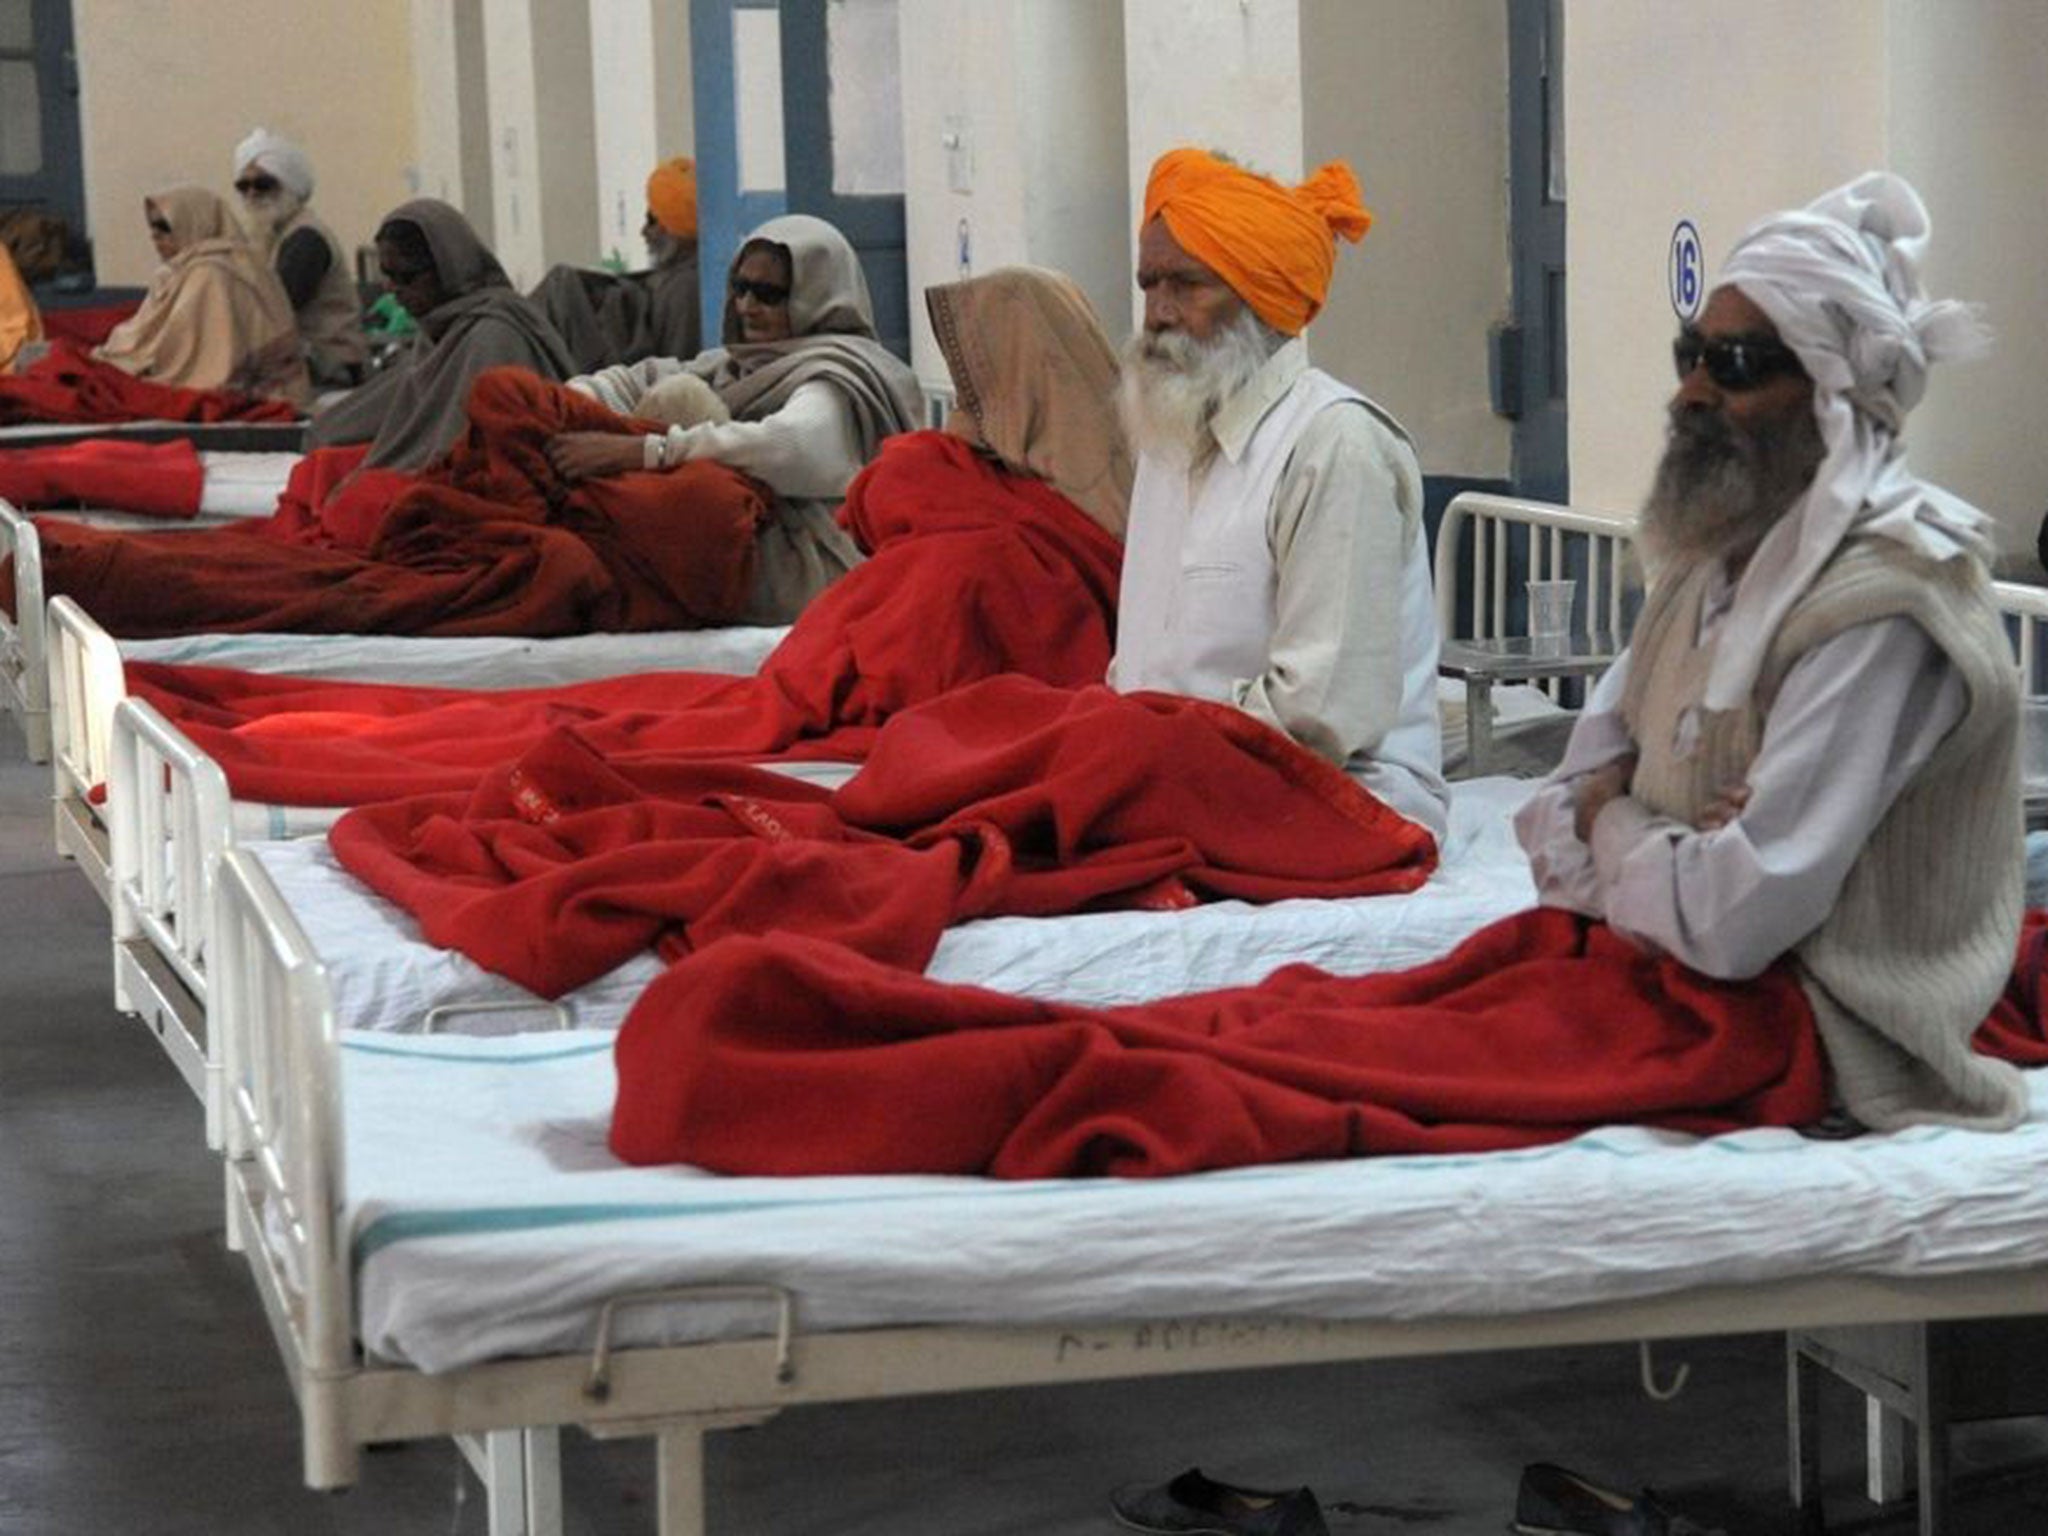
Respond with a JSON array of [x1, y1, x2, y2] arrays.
[[409, 0, 493, 241], [588, 0, 694, 267], [899, 0, 1128, 393], [1564, 1, 1888, 515], [73, 0, 418, 286], [481, 0, 599, 288], [1887, 0, 2048, 561], [1123, 0, 1302, 330], [1301, 0, 1510, 478]]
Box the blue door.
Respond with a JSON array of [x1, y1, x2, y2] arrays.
[[690, 0, 908, 360]]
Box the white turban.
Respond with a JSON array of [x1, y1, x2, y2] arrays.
[[233, 128, 315, 201], [1700, 171, 1993, 712]]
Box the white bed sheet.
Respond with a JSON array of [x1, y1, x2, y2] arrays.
[[343, 1027, 2048, 1373], [253, 776, 1541, 1035], [120, 623, 790, 688]]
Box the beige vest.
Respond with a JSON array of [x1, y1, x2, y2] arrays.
[[1622, 539, 2025, 1131], [274, 205, 368, 381]]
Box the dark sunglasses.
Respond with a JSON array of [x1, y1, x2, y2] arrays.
[[380, 263, 431, 287], [147, 218, 173, 236], [1672, 330, 1804, 392], [234, 174, 281, 196], [729, 276, 791, 307]]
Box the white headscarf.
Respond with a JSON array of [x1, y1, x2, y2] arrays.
[[233, 128, 315, 201], [1702, 171, 1992, 711]]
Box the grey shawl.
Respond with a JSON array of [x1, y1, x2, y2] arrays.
[[308, 199, 576, 471]]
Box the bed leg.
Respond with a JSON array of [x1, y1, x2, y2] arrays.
[[1913, 1329, 1949, 1536], [1787, 1336, 1826, 1533], [458, 1428, 564, 1536], [655, 1423, 710, 1536], [1866, 1397, 1910, 1504]]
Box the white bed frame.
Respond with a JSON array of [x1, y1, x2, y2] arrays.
[[1431, 490, 1636, 647], [209, 846, 2048, 1536]]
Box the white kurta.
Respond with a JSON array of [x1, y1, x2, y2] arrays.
[[1513, 561, 1967, 979], [1110, 338, 1448, 842]]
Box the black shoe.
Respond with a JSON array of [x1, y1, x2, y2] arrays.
[[1509, 1462, 1725, 1536], [1110, 1467, 1331, 1536]]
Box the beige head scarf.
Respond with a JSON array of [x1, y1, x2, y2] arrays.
[[1702, 171, 1992, 711], [93, 186, 307, 404], [925, 267, 1133, 539], [688, 213, 920, 455]]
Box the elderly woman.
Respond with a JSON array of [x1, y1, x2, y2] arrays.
[[307, 198, 575, 472], [232, 128, 370, 387], [547, 213, 922, 624], [92, 186, 307, 406]]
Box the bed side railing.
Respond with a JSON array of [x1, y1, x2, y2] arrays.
[[48, 593, 125, 819], [109, 696, 231, 1005], [1993, 579, 2048, 692], [213, 846, 356, 1487], [1433, 491, 1638, 645], [0, 500, 51, 761]]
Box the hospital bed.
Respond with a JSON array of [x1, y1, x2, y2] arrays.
[[181, 502, 2048, 1533], [2, 456, 301, 758], [209, 842, 2048, 1536]]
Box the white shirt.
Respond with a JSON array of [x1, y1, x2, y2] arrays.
[[1111, 338, 1449, 841]]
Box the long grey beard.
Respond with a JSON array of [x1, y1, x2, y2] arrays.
[[1117, 308, 1280, 468], [238, 190, 305, 258], [1642, 403, 1826, 566]]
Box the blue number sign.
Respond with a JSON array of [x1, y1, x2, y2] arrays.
[[1668, 220, 1704, 321]]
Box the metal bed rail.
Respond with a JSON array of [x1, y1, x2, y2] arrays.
[[1433, 490, 1638, 644], [0, 500, 51, 761], [1993, 578, 2048, 692], [109, 695, 232, 1141], [47, 594, 127, 894]]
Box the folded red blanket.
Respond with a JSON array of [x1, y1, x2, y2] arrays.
[[328, 676, 1436, 999], [1975, 908, 2048, 1064], [0, 438, 205, 518], [0, 339, 301, 425], [119, 430, 1123, 805], [607, 906, 1831, 1177]]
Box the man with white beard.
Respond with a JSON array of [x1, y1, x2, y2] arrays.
[[1515, 172, 2024, 1133], [232, 128, 368, 387], [1108, 148, 1449, 846]]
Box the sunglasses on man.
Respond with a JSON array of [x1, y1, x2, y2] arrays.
[[234, 174, 281, 196], [1672, 330, 1805, 392], [729, 276, 790, 307]]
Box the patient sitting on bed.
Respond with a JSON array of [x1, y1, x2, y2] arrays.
[[1515, 171, 2023, 1136], [544, 213, 923, 625]]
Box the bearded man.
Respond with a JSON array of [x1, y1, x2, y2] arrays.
[[1515, 172, 2025, 1132], [232, 129, 369, 387], [1108, 148, 1449, 845]]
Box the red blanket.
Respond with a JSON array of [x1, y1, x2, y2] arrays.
[[0, 438, 206, 518], [118, 430, 1123, 805], [328, 677, 1435, 998], [607, 907, 1832, 1177], [1976, 908, 2048, 1064], [1, 368, 769, 640], [0, 340, 301, 425]]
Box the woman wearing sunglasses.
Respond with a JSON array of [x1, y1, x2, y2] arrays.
[[231, 129, 369, 389], [90, 186, 308, 407], [548, 213, 922, 624]]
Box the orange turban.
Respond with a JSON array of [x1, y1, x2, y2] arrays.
[[647, 157, 698, 241], [1141, 149, 1372, 335]]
